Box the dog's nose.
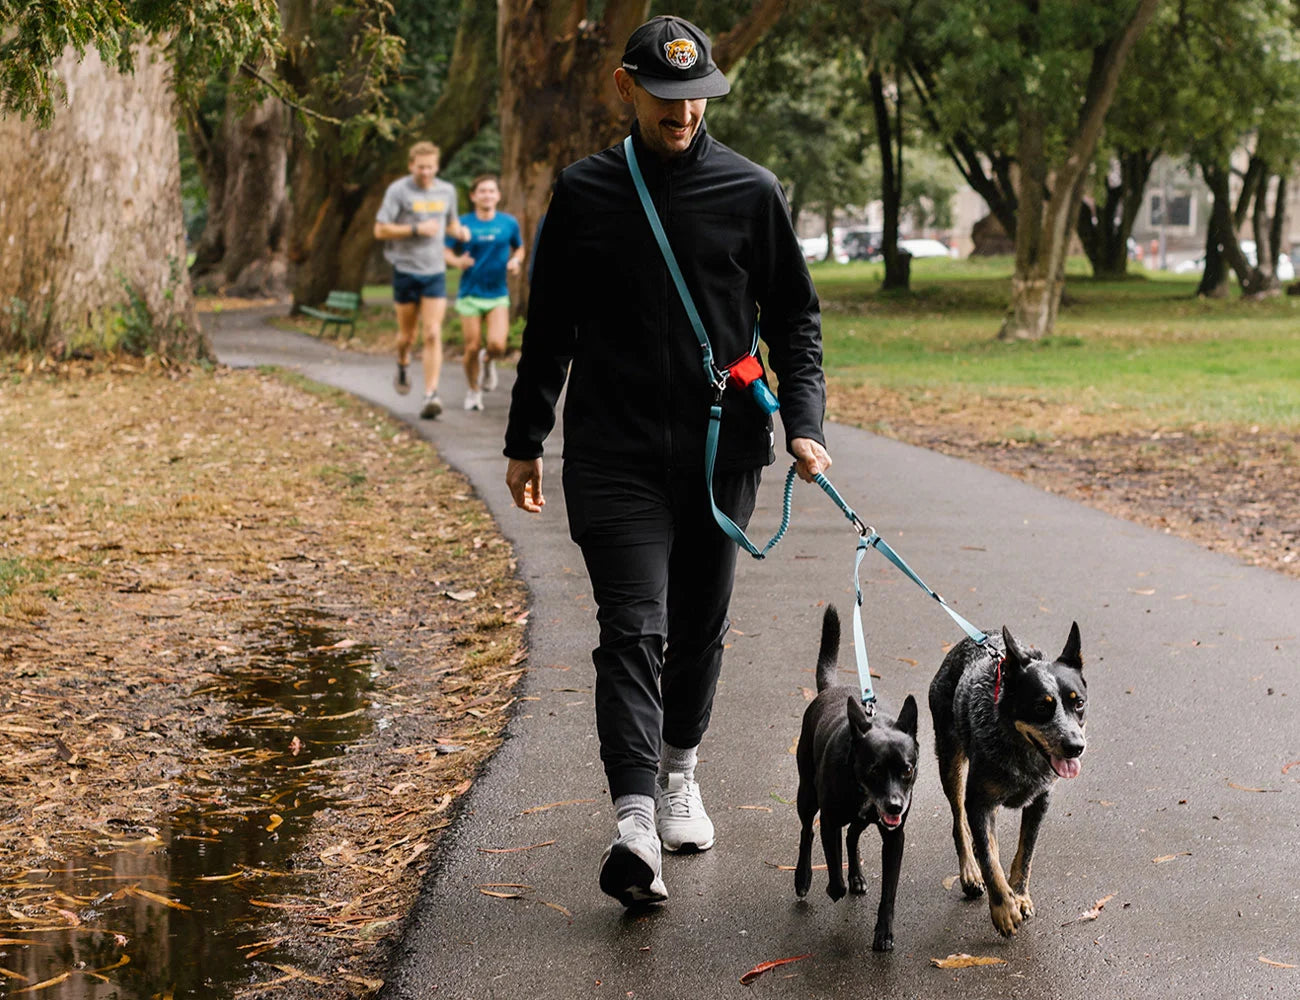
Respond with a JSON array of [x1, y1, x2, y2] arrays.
[[1063, 739, 1085, 758]]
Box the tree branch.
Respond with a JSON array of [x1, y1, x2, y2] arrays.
[[238, 62, 342, 125]]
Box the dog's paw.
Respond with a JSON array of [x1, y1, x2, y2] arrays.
[[960, 875, 986, 899], [872, 928, 894, 952], [1013, 891, 1035, 919], [848, 872, 868, 895], [826, 879, 847, 902], [989, 896, 1024, 937], [794, 867, 811, 898]]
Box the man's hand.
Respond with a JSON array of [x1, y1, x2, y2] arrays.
[[456, 253, 475, 269], [415, 218, 439, 237], [506, 255, 523, 276], [507, 458, 545, 513], [790, 437, 831, 483], [453, 221, 472, 242]]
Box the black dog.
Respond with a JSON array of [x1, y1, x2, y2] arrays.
[[928, 623, 1086, 936], [795, 605, 919, 951]]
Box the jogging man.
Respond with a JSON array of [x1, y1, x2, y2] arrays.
[[374, 141, 470, 419], [503, 15, 830, 908]]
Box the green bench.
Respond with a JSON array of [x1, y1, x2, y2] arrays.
[[300, 290, 360, 337]]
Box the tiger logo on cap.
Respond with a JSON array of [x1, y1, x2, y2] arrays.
[[664, 38, 699, 70]]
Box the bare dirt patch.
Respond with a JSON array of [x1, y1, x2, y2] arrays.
[[0, 361, 526, 996], [830, 382, 1299, 578]]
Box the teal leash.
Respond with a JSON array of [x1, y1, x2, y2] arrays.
[[625, 135, 794, 560], [813, 473, 989, 705]]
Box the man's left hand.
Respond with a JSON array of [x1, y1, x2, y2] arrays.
[[790, 437, 831, 483]]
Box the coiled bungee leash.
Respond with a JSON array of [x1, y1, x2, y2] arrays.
[[627, 136, 988, 705]]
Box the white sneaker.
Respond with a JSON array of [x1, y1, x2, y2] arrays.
[[479, 348, 498, 391], [598, 818, 667, 907], [419, 393, 442, 420], [655, 773, 715, 852], [463, 389, 484, 411]]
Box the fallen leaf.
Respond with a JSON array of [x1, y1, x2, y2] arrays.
[[1063, 893, 1115, 925], [0, 940, 42, 947], [477, 841, 556, 854], [1227, 781, 1279, 793], [266, 814, 283, 833], [942, 875, 959, 891], [736, 805, 772, 812], [14, 971, 70, 993], [1282, 760, 1300, 775], [478, 889, 522, 900], [739, 953, 813, 985], [519, 798, 595, 815], [539, 900, 572, 918], [800, 686, 817, 701], [126, 887, 191, 910], [1258, 956, 1297, 969], [288, 736, 304, 756], [1129, 588, 1156, 595], [340, 973, 385, 990], [445, 589, 477, 602], [1152, 852, 1192, 864], [0, 969, 31, 983], [896, 657, 918, 666], [929, 954, 1006, 969]]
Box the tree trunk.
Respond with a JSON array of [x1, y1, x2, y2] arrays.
[[186, 91, 288, 298], [1198, 161, 1256, 297], [998, 0, 1159, 340], [1077, 149, 1155, 279], [871, 67, 908, 291], [0, 45, 201, 358], [498, 0, 793, 315]]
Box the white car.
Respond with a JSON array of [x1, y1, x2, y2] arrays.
[[799, 235, 828, 261], [1173, 243, 1294, 280], [897, 238, 953, 258]]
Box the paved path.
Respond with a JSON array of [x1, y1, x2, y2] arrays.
[[210, 309, 1299, 1000]]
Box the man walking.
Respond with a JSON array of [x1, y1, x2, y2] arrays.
[[504, 14, 830, 909], [374, 141, 469, 419]]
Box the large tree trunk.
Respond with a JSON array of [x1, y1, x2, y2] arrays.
[[1077, 148, 1155, 279], [497, 0, 792, 314], [0, 45, 201, 358], [186, 91, 288, 298], [999, 0, 1159, 341], [870, 67, 908, 291]]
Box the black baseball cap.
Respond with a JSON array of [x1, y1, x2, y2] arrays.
[[621, 15, 730, 100]]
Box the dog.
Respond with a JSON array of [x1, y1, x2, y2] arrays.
[[928, 622, 1086, 937], [794, 605, 919, 951]]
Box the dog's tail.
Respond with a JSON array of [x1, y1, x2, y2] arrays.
[[816, 604, 840, 691]]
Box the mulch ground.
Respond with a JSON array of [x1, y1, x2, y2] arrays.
[[0, 360, 525, 996]]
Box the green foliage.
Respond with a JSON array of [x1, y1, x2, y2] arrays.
[[0, 0, 279, 126], [0, 558, 50, 599]]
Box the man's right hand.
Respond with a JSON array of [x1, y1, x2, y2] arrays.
[[507, 458, 545, 513]]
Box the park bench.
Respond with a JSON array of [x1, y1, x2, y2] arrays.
[[300, 290, 360, 337]]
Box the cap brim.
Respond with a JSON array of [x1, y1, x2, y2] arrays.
[[636, 69, 730, 100]]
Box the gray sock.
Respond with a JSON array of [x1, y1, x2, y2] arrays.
[[657, 743, 699, 787], [614, 794, 655, 832]]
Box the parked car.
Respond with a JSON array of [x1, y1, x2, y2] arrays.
[[1173, 242, 1294, 280], [897, 238, 953, 258], [837, 228, 882, 262], [798, 235, 828, 262]]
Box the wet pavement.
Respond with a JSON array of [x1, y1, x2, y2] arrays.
[[207, 308, 1300, 1000]]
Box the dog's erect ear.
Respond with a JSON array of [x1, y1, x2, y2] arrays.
[[1002, 626, 1030, 668], [1058, 621, 1083, 672], [846, 695, 874, 737], [896, 694, 918, 738]]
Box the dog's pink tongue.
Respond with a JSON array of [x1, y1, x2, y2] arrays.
[[1051, 756, 1081, 779]]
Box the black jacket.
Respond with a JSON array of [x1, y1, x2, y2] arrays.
[[504, 122, 825, 474]]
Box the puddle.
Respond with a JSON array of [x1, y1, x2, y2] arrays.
[[0, 612, 380, 998]]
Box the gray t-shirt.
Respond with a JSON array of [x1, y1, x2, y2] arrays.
[[376, 176, 460, 276]]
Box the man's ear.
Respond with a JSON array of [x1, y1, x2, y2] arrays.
[[614, 67, 636, 105]]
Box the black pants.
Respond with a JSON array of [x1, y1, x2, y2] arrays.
[[563, 460, 761, 799]]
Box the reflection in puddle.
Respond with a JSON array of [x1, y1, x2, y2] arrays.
[[0, 612, 378, 997]]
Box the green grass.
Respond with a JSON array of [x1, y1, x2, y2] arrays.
[[811, 257, 1300, 429]]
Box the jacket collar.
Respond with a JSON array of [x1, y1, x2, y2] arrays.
[[628, 119, 712, 179]]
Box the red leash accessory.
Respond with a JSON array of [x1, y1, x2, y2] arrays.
[[993, 655, 1007, 703]]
